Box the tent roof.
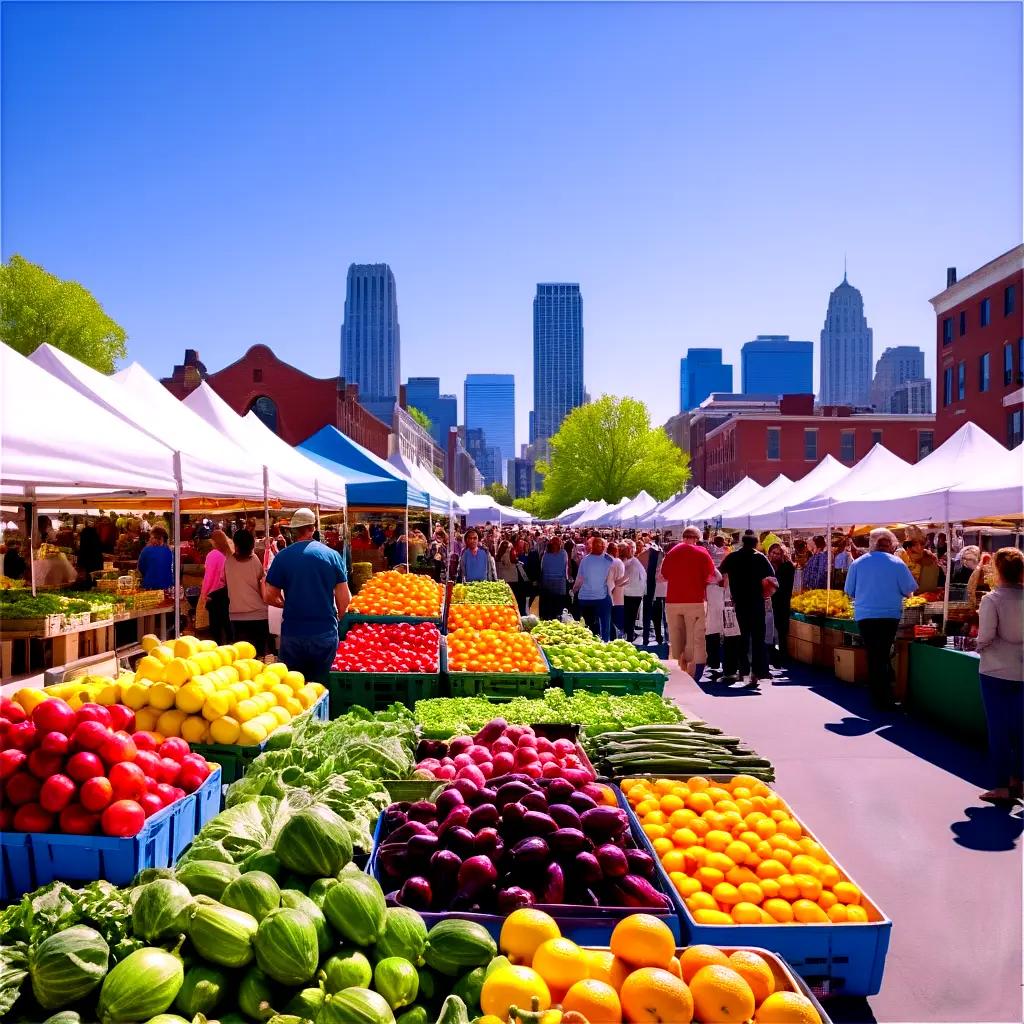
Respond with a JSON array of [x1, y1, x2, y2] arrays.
[[647, 487, 718, 528], [552, 498, 593, 522], [576, 496, 630, 527], [562, 499, 608, 526], [944, 444, 1023, 521], [178, 380, 345, 508], [1, 345, 180, 499], [745, 455, 850, 530], [719, 475, 793, 527], [298, 426, 429, 508], [691, 478, 763, 523], [388, 450, 466, 514], [591, 491, 659, 527], [458, 492, 532, 525], [29, 345, 266, 501]]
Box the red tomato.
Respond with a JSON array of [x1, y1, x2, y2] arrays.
[[13, 802, 55, 833], [79, 776, 114, 812], [154, 783, 179, 805], [159, 738, 190, 763], [105, 705, 136, 733], [32, 697, 76, 735], [0, 696, 27, 723], [66, 751, 105, 783], [60, 803, 99, 835], [8, 721, 38, 751], [178, 767, 206, 794], [0, 748, 27, 780], [109, 762, 147, 801], [76, 703, 112, 729], [101, 799, 145, 837], [40, 731, 70, 757], [28, 750, 64, 781], [99, 731, 138, 767], [135, 750, 162, 778], [139, 793, 165, 817], [39, 774, 77, 813], [156, 757, 181, 785], [5, 771, 41, 806], [132, 731, 160, 753], [71, 720, 110, 753]]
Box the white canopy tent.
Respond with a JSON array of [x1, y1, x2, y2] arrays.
[[634, 494, 683, 527], [591, 491, 659, 528], [718, 475, 793, 529], [646, 487, 718, 528], [552, 498, 594, 523], [559, 500, 605, 526], [943, 444, 1024, 521], [387, 450, 467, 515], [689, 477, 763, 525], [744, 455, 850, 531], [459, 492, 532, 526], [576, 497, 630, 528]]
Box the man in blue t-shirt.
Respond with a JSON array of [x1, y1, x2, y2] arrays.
[[137, 527, 174, 590], [265, 508, 350, 682]]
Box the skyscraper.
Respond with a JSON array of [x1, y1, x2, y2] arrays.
[[533, 283, 584, 457], [404, 377, 458, 448], [870, 346, 927, 412], [820, 272, 873, 406], [891, 378, 933, 414], [679, 349, 733, 412], [741, 336, 813, 396], [464, 374, 515, 486], [340, 263, 400, 420]]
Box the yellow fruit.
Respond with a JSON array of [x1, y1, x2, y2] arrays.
[[235, 699, 259, 722], [832, 881, 862, 905], [134, 707, 160, 732], [284, 697, 304, 718], [793, 899, 829, 923], [234, 640, 257, 659], [763, 898, 794, 923], [156, 709, 187, 738], [210, 716, 241, 744], [296, 686, 317, 710], [216, 645, 236, 665], [692, 909, 734, 924], [186, 657, 205, 679], [728, 951, 774, 1005], [173, 636, 199, 659], [175, 682, 207, 714], [271, 684, 293, 705], [284, 670, 305, 691], [93, 681, 121, 705], [164, 658, 193, 687], [754, 991, 822, 1024], [680, 945, 730, 984], [561, 980, 621, 1024], [238, 720, 268, 746], [229, 682, 250, 703], [135, 656, 165, 682], [180, 715, 209, 744], [120, 681, 151, 710], [151, 645, 174, 665], [266, 662, 288, 679], [711, 883, 741, 907], [730, 902, 763, 924], [689, 965, 755, 1023], [14, 689, 49, 714], [619, 967, 694, 1024], [141, 633, 160, 652], [531, 938, 588, 990], [827, 904, 849, 923], [148, 683, 177, 711], [270, 706, 291, 726], [234, 661, 252, 682], [845, 905, 869, 923], [609, 913, 676, 970], [199, 638, 217, 652], [198, 690, 229, 721], [480, 966, 551, 1020], [583, 950, 631, 991]]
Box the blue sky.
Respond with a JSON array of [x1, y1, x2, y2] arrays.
[[3, 2, 1021, 450]]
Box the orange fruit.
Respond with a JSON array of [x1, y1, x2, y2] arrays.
[[704, 829, 732, 852], [724, 840, 751, 863], [730, 902, 762, 924], [619, 967, 693, 1024], [693, 909, 735, 924], [790, 855, 823, 878], [833, 881, 862, 905], [756, 859, 786, 880], [846, 905, 869, 923], [673, 827, 699, 848], [689, 965, 756, 1023], [711, 882, 741, 907], [759, 878, 781, 899], [819, 864, 841, 888], [662, 849, 686, 874], [754, 991, 822, 1023], [609, 914, 676, 970], [688, 776, 710, 792], [562, 979, 622, 1024], [726, 866, 760, 887], [777, 818, 802, 839], [686, 892, 718, 913], [671, 875, 702, 899], [679, 945, 730, 984], [584, 951, 631, 992], [776, 874, 800, 901], [695, 866, 725, 889], [737, 881, 764, 905], [817, 891, 838, 911], [480, 966, 551, 1020], [652, 837, 674, 857], [499, 908, 561, 965], [686, 792, 713, 813], [827, 904, 849, 923], [532, 938, 589, 989], [794, 874, 822, 901], [728, 951, 775, 1005], [705, 851, 735, 874], [793, 899, 829, 923], [763, 898, 794, 923]]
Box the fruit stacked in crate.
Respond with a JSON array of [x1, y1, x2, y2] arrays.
[[348, 570, 443, 617]]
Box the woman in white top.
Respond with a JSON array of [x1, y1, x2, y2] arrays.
[[619, 540, 647, 643], [974, 547, 1023, 804], [606, 541, 629, 639]]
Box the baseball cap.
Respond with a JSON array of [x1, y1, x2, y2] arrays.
[[290, 508, 316, 529]]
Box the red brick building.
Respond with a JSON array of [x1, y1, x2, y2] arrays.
[[930, 244, 1024, 448], [162, 346, 391, 457], [697, 395, 935, 494]]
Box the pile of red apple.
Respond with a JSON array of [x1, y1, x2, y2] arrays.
[[331, 621, 440, 673], [0, 695, 212, 838], [413, 718, 595, 787]]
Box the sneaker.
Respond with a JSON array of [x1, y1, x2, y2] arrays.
[[719, 673, 739, 684]]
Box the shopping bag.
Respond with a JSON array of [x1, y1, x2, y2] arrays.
[[194, 595, 209, 630], [722, 600, 741, 637], [764, 596, 776, 646]]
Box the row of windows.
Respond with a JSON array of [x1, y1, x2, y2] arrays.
[[767, 427, 932, 462], [943, 285, 1017, 343], [943, 339, 1024, 406]]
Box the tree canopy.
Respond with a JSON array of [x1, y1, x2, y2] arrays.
[[482, 481, 513, 506], [407, 405, 432, 433], [0, 255, 127, 373], [533, 395, 690, 517]]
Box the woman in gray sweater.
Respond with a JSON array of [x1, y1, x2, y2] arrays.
[[975, 547, 1023, 804]]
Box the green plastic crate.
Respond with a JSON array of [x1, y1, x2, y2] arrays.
[[445, 636, 551, 698], [383, 779, 445, 803], [341, 612, 441, 628], [558, 670, 668, 696]]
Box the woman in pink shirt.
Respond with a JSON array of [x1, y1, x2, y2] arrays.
[[199, 529, 233, 643]]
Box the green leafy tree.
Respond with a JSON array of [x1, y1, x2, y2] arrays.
[[513, 494, 546, 517], [534, 395, 690, 517], [407, 405, 433, 433], [0, 255, 127, 373], [483, 482, 513, 506]]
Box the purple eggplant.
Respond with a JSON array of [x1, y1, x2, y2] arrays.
[[398, 876, 433, 910], [496, 886, 536, 913], [384, 819, 434, 845], [567, 791, 598, 814], [435, 787, 465, 819], [540, 862, 565, 903], [580, 806, 628, 841], [544, 777, 575, 804], [416, 738, 448, 760], [473, 718, 508, 744], [377, 844, 408, 879], [548, 828, 588, 857], [522, 811, 558, 836], [437, 804, 472, 836], [595, 843, 629, 878], [615, 875, 671, 909], [407, 800, 437, 823], [625, 849, 657, 879], [477, 786, 499, 806], [442, 825, 476, 858], [406, 832, 440, 864], [521, 790, 549, 812], [474, 827, 504, 859], [456, 855, 498, 902], [574, 851, 603, 885], [467, 803, 499, 830], [495, 781, 534, 809], [548, 804, 582, 830], [450, 778, 480, 802], [381, 806, 408, 836], [511, 836, 550, 866]]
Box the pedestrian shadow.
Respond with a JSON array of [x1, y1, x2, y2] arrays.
[[696, 677, 763, 697], [950, 803, 1023, 851], [821, 996, 878, 1024], [825, 716, 880, 738]]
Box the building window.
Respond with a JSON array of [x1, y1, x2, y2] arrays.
[[942, 317, 953, 344], [871, 429, 883, 447], [943, 367, 953, 406], [1009, 411, 1024, 448], [918, 431, 934, 459], [1019, 338, 1024, 384], [766, 427, 780, 460], [1004, 343, 1014, 385], [957, 361, 966, 401], [252, 368, 263, 383], [979, 352, 990, 392], [249, 396, 278, 434], [804, 429, 817, 461], [980, 298, 991, 327], [1006, 284, 1017, 317], [840, 430, 855, 463], [959, 311, 967, 336]]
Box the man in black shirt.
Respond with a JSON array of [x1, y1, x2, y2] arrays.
[[720, 531, 777, 684]]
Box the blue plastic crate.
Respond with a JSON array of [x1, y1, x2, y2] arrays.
[[365, 790, 680, 944], [0, 767, 221, 903], [615, 779, 891, 998]]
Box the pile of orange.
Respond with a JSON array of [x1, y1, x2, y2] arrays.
[[479, 910, 822, 1024], [448, 603, 522, 632], [348, 570, 443, 616], [446, 627, 547, 673], [623, 776, 868, 926]]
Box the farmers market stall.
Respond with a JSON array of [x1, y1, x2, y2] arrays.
[[906, 641, 987, 744]]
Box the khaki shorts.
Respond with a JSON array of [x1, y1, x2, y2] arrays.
[[665, 602, 707, 667]]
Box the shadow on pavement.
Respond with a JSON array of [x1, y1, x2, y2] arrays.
[[950, 802, 1024, 851], [825, 716, 881, 738], [696, 677, 763, 697], [822, 996, 878, 1024]]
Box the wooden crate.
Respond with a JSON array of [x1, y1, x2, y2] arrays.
[[834, 645, 868, 684], [789, 618, 822, 644]]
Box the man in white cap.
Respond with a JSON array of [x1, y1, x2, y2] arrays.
[[265, 508, 350, 682]]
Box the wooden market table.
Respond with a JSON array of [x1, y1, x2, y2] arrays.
[[906, 641, 987, 745]]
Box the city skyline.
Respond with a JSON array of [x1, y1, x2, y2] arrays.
[[2, 2, 1020, 445], [464, 373, 515, 486]]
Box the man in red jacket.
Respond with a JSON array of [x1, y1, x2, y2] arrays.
[[658, 526, 720, 680]]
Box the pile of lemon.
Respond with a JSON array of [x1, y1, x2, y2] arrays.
[[120, 635, 325, 746]]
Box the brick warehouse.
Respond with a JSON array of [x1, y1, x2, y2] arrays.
[[930, 244, 1024, 448], [695, 394, 935, 494], [162, 346, 391, 456]]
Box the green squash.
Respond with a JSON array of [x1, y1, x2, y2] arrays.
[[96, 948, 183, 1024], [253, 908, 319, 986], [274, 805, 353, 878], [222, 871, 281, 922], [187, 898, 258, 968], [132, 879, 194, 942], [29, 925, 109, 1010]]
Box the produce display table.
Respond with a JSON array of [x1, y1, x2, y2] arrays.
[[907, 642, 987, 744]]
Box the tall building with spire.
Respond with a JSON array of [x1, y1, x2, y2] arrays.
[[820, 269, 873, 406], [340, 263, 401, 421]]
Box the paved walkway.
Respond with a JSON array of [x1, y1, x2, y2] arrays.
[[661, 660, 1023, 1024]]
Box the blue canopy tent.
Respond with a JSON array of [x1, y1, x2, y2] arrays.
[[298, 426, 431, 509]]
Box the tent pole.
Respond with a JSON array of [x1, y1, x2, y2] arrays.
[[942, 505, 952, 634], [28, 491, 37, 597], [263, 467, 270, 547], [404, 505, 410, 569], [172, 453, 183, 640], [825, 508, 832, 612]]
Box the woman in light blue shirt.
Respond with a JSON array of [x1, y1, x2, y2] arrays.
[[572, 537, 617, 641]]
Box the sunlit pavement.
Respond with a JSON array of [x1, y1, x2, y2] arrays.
[[660, 660, 1023, 1024]]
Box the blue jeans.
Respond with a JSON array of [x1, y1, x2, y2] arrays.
[[979, 673, 1024, 787], [279, 628, 339, 684], [611, 604, 625, 638], [578, 596, 612, 642]]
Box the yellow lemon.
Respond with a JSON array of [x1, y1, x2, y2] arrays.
[[185, 657, 205, 679], [202, 690, 233, 721], [234, 660, 252, 682], [164, 658, 194, 687], [284, 670, 305, 692], [141, 633, 160, 652], [135, 656, 165, 682], [284, 697, 304, 718], [210, 716, 240, 744], [199, 638, 217, 652], [235, 699, 259, 723], [151, 645, 175, 665], [234, 640, 257, 660], [215, 645, 236, 665], [266, 662, 288, 679], [173, 636, 200, 659], [121, 681, 151, 710], [180, 715, 209, 744], [175, 682, 207, 714], [238, 720, 267, 746], [229, 682, 251, 703], [148, 683, 177, 711], [270, 705, 291, 726], [156, 709, 187, 737], [134, 706, 161, 733]]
